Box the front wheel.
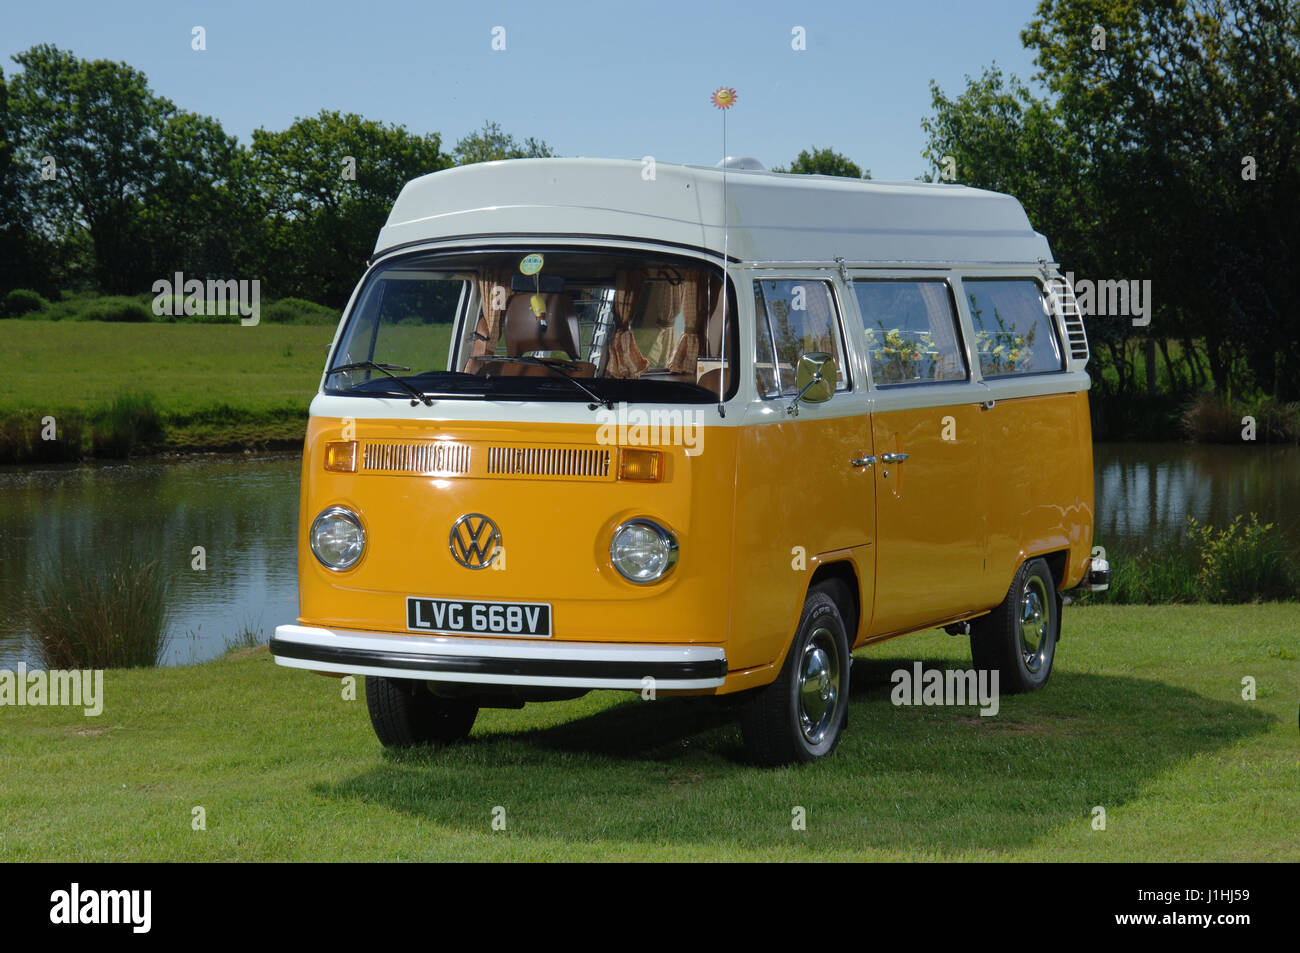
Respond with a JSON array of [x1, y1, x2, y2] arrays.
[[365, 676, 479, 748], [741, 585, 851, 765], [969, 558, 1060, 694]]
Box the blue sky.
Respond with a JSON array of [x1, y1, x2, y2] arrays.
[[3, 0, 1045, 180]]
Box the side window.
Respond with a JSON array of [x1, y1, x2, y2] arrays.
[[854, 279, 968, 386], [964, 278, 1063, 377], [752, 279, 850, 397]]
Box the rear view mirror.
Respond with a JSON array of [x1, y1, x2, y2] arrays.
[[789, 352, 836, 414]]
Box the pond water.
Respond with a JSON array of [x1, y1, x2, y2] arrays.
[[1093, 442, 1300, 557], [0, 454, 300, 668], [0, 442, 1296, 669]]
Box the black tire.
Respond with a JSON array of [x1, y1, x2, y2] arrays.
[[364, 676, 479, 748], [969, 558, 1060, 694], [741, 585, 851, 765]]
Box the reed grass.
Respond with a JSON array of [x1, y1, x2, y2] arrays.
[[27, 549, 171, 669]]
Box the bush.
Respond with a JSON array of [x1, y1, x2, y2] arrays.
[[1189, 514, 1296, 603], [0, 413, 31, 463], [0, 411, 85, 463], [79, 297, 153, 323], [1255, 398, 1300, 443], [1181, 393, 1241, 443], [91, 392, 166, 458], [1181, 393, 1300, 444], [28, 549, 170, 669], [262, 297, 338, 325], [2, 288, 49, 318]]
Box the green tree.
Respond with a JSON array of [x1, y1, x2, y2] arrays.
[[773, 147, 870, 179], [6, 45, 169, 293], [923, 0, 1300, 411], [248, 110, 451, 306], [452, 120, 556, 165], [0, 66, 53, 295]]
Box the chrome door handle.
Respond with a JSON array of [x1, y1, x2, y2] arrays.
[[880, 452, 909, 464], [851, 455, 876, 468]]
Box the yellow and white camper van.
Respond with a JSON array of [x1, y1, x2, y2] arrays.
[[270, 157, 1109, 764]]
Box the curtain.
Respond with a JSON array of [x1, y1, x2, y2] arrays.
[[668, 272, 718, 374], [644, 280, 683, 367], [470, 269, 510, 361], [606, 267, 649, 378]]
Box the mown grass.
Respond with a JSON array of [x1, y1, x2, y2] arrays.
[[0, 319, 334, 460], [1, 604, 1295, 861]]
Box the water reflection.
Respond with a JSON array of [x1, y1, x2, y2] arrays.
[[1093, 443, 1300, 556], [0, 455, 299, 667]]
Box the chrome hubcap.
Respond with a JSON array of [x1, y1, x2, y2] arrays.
[[1019, 576, 1051, 674], [798, 628, 841, 744]]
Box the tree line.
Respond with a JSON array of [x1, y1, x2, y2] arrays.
[[920, 0, 1299, 429], [3, 0, 1298, 435], [0, 44, 554, 308]]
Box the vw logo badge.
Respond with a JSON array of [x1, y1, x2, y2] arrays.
[[449, 513, 501, 570]]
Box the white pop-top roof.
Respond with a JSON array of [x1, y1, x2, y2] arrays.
[[375, 157, 1053, 266]]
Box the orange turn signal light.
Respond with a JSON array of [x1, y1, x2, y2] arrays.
[[324, 440, 358, 473], [618, 448, 662, 482]]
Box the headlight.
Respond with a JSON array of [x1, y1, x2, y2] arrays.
[[310, 506, 366, 571], [610, 518, 678, 584]]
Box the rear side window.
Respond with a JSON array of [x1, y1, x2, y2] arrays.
[[853, 280, 968, 386], [753, 279, 851, 398], [964, 278, 1063, 377]]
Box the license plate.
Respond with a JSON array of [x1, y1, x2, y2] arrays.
[[406, 597, 552, 638]]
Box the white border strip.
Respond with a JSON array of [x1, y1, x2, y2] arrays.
[[272, 625, 727, 691]]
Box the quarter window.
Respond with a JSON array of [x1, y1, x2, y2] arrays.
[[964, 279, 1063, 377], [854, 280, 968, 386], [752, 279, 850, 398]]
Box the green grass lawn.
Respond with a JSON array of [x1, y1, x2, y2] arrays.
[[0, 319, 334, 416], [1, 604, 1296, 861]]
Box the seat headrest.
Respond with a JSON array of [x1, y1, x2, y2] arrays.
[[504, 293, 579, 357]]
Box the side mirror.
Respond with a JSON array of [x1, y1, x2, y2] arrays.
[[788, 351, 836, 415]]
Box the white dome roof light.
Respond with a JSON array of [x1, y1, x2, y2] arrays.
[[716, 156, 766, 171]]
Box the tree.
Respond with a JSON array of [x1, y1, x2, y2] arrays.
[[248, 110, 451, 306], [922, 0, 1300, 407], [0, 66, 53, 295], [452, 120, 556, 165], [773, 147, 870, 179], [6, 45, 172, 293]]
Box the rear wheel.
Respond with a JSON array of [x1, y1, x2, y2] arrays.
[[741, 585, 851, 765], [365, 676, 479, 748], [969, 558, 1059, 694]]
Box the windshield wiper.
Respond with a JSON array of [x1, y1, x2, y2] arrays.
[[473, 356, 612, 409], [329, 361, 432, 406]]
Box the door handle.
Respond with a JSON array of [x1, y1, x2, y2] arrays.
[[880, 452, 909, 464], [979, 399, 996, 411], [851, 455, 876, 468]]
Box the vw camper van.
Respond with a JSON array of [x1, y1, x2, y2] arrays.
[[270, 158, 1110, 765]]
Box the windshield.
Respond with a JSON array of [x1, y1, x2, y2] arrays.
[[325, 248, 739, 404]]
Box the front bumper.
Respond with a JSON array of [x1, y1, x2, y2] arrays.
[[270, 625, 728, 691]]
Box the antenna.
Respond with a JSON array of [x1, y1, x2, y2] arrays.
[[711, 87, 737, 417]]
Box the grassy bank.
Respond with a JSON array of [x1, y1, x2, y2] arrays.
[[0, 319, 332, 460], [1, 604, 1296, 861]]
